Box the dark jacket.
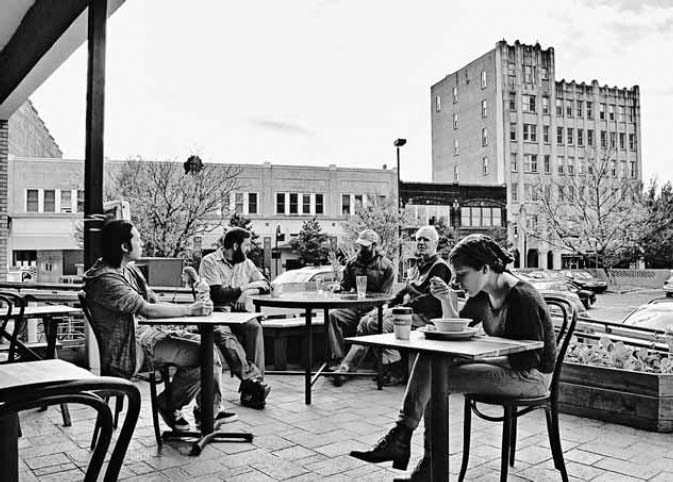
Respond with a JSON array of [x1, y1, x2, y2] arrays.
[[340, 252, 395, 294], [392, 254, 451, 321]]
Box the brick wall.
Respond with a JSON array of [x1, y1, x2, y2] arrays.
[[0, 121, 8, 279]]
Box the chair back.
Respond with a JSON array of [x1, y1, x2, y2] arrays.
[[0, 291, 28, 362], [78, 290, 108, 371], [543, 294, 577, 403]]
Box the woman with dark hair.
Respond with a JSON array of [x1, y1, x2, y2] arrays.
[[350, 234, 557, 481]]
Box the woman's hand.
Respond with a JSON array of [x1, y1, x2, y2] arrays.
[[429, 276, 459, 316]]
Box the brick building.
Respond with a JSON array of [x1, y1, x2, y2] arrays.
[[431, 40, 642, 268]]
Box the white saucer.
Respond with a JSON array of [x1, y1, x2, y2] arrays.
[[419, 326, 478, 341]]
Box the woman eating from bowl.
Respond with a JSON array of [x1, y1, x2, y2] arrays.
[[350, 234, 557, 481]]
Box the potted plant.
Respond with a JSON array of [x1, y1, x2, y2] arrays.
[[559, 335, 673, 432]]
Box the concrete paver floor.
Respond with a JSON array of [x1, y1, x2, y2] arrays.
[[15, 373, 673, 481]]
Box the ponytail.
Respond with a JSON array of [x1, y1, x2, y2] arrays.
[[449, 234, 513, 273]]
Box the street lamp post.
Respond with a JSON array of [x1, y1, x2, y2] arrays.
[[394, 139, 407, 281]]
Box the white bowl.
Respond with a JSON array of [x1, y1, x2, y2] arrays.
[[431, 318, 472, 333]]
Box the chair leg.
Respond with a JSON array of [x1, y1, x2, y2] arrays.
[[149, 372, 163, 448], [500, 406, 513, 482], [509, 413, 517, 467], [546, 406, 568, 482], [113, 395, 124, 429], [90, 395, 110, 450], [458, 398, 472, 482]]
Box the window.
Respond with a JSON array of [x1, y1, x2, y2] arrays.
[[542, 95, 550, 114], [481, 99, 488, 117], [587, 101, 593, 119], [523, 94, 536, 113], [452, 87, 458, 103], [619, 132, 625, 150], [576, 100, 583, 117], [482, 157, 489, 175], [354, 195, 363, 209], [577, 128, 584, 146], [600, 103, 606, 120], [453, 139, 459, 156], [341, 194, 351, 215], [611, 160, 617, 177], [302, 194, 311, 214], [289, 193, 298, 214], [578, 158, 585, 175], [509, 92, 516, 111], [13, 250, 37, 268], [510, 123, 517, 141], [435, 95, 441, 112], [543, 125, 550, 144], [453, 112, 458, 129], [541, 66, 549, 80], [248, 193, 258, 214], [600, 130, 607, 148], [315, 194, 324, 214], [566, 100, 573, 117], [621, 160, 628, 178], [511, 183, 518, 202], [629, 106, 636, 122], [557, 127, 564, 145], [544, 155, 551, 174], [523, 65, 534, 84], [508, 63, 516, 86], [618, 105, 625, 122], [588, 159, 595, 175], [511, 152, 518, 172], [523, 124, 537, 142], [524, 154, 538, 173], [26, 189, 38, 212], [556, 98, 563, 116], [608, 104, 615, 121], [630, 161, 636, 178], [557, 156, 565, 175], [609, 131, 616, 149], [77, 190, 84, 213], [481, 128, 488, 146], [588, 129, 594, 146], [276, 193, 286, 214], [481, 70, 487, 88], [629, 133, 636, 150], [558, 185, 566, 202], [234, 192, 244, 214], [568, 186, 575, 203], [567, 157, 575, 175], [41, 190, 55, 212], [60, 190, 72, 213], [567, 127, 574, 145]]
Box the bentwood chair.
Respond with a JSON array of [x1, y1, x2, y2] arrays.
[[458, 295, 577, 482], [0, 291, 29, 363], [78, 291, 169, 448]]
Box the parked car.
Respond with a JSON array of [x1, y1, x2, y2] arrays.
[[271, 266, 339, 292], [520, 271, 595, 310], [663, 272, 673, 298], [560, 270, 608, 294], [622, 298, 673, 331], [515, 272, 588, 315]]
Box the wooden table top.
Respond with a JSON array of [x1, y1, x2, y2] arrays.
[[346, 332, 544, 361], [139, 311, 264, 326], [0, 360, 96, 395], [251, 291, 395, 309]]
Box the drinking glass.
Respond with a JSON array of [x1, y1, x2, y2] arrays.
[[356, 275, 367, 297]]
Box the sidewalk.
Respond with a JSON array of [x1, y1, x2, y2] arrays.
[[16, 372, 673, 481]]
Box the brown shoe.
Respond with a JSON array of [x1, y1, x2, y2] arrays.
[[350, 423, 412, 470]]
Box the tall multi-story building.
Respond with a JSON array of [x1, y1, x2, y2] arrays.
[[431, 40, 642, 269]]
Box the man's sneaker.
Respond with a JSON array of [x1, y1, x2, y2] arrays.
[[330, 365, 350, 387], [158, 406, 191, 432], [193, 407, 238, 428], [239, 379, 271, 409]]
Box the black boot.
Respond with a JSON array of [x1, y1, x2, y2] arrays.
[[350, 423, 412, 470], [393, 456, 430, 482]]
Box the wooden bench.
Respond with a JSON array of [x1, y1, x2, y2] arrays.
[[261, 314, 325, 371]]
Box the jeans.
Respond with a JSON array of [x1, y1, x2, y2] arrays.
[[150, 335, 223, 412], [327, 307, 369, 360], [213, 321, 265, 381], [397, 353, 551, 451], [340, 308, 428, 370]]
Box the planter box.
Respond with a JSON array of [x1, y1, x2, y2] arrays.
[[559, 362, 673, 432]]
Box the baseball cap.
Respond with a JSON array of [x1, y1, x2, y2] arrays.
[[355, 229, 380, 247]]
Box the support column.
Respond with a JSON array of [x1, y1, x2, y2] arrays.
[[0, 121, 8, 280]]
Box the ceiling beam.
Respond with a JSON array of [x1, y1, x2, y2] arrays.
[[0, 0, 90, 104]]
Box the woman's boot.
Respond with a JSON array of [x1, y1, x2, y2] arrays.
[[349, 423, 412, 470]]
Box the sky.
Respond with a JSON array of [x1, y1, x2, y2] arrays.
[[30, 0, 673, 185]]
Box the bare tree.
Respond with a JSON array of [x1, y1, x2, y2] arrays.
[[104, 156, 241, 258], [533, 149, 644, 268]]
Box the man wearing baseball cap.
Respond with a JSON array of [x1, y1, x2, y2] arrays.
[[327, 229, 394, 376]]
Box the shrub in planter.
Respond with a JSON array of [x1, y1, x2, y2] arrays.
[[560, 336, 673, 432]]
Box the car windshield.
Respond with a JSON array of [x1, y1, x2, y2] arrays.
[[623, 305, 673, 330], [576, 272, 593, 279], [272, 270, 315, 284]]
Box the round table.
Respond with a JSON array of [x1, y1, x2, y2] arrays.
[[251, 291, 395, 404]]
